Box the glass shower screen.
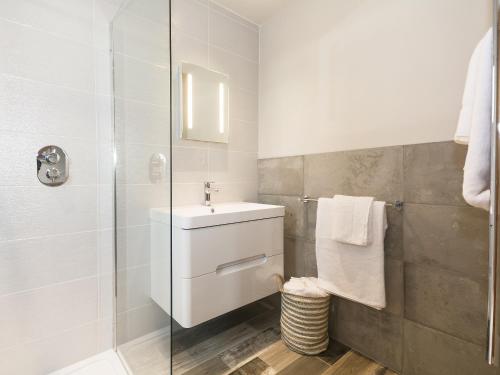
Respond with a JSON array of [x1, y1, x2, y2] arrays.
[[111, 0, 172, 373]]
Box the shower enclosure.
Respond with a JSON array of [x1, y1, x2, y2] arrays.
[[111, 0, 172, 373]]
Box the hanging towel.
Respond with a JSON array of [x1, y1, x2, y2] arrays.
[[455, 31, 483, 144], [315, 198, 387, 310], [455, 28, 492, 211], [283, 277, 329, 298], [331, 195, 374, 246]]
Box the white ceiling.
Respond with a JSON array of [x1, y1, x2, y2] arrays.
[[213, 0, 289, 25]]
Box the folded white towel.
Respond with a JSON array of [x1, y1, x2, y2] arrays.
[[456, 28, 492, 211], [331, 195, 374, 246], [316, 198, 387, 310], [283, 277, 328, 298]]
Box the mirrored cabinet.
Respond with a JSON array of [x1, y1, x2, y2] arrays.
[[179, 63, 230, 143]]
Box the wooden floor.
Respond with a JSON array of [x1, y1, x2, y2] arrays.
[[229, 342, 397, 375], [119, 299, 397, 375]]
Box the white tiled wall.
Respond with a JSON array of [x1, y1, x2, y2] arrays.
[[0, 0, 120, 373], [171, 0, 259, 206]]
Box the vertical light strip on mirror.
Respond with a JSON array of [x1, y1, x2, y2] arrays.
[[219, 83, 225, 134], [187, 73, 193, 129]]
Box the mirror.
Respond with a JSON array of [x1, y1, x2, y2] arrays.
[[180, 63, 230, 143]]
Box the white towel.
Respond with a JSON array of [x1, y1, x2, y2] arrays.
[[315, 198, 387, 310], [455, 30, 483, 144], [331, 195, 374, 246], [456, 28, 492, 211], [283, 277, 329, 298]]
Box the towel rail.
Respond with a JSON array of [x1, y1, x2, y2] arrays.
[[487, 0, 499, 366], [299, 195, 404, 210]]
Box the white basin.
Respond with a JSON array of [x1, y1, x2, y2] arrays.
[[151, 202, 285, 229], [149, 201, 285, 328]]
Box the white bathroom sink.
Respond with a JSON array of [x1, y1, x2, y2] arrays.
[[150, 201, 285, 327], [150, 202, 285, 229]]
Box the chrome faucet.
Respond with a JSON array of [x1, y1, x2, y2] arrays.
[[204, 181, 219, 206]]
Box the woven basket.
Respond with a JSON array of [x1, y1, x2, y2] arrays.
[[274, 275, 330, 355]]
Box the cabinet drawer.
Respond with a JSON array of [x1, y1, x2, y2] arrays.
[[173, 217, 283, 278], [173, 253, 283, 328]]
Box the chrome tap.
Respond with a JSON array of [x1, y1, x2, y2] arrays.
[[204, 181, 219, 206]]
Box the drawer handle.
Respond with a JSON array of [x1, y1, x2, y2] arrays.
[[216, 254, 268, 276]]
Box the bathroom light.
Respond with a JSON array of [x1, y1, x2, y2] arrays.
[[219, 82, 224, 134], [180, 63, 229, 143], [187, 73, 193, 129]]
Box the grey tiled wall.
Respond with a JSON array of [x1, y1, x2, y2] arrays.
[[258, 141, 495, 375]]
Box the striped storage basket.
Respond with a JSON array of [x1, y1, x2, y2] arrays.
[[275, 275, 331, 355]]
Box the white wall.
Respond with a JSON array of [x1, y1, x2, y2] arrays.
[[0, 0, 119, 373], [258, 0, 492, 158], [172, 0, 259, 206]]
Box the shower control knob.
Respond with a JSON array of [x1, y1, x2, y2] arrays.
[[37, 151, 59, 164], [36, 145, 69, 186], [45, 152, 60, 164], [46, 167, 61, 182]]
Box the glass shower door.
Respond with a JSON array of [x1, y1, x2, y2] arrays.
[[111, 1, 172, 373]]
